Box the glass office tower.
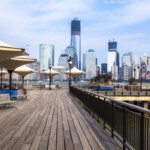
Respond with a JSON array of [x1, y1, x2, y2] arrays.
[[107, 40, 119, 73], [65, 45, 77, 68], [86, 49, 97, 79], [71, 17, 81, 70], [57, 54, 69, 69], [39, 44, 54, 72]]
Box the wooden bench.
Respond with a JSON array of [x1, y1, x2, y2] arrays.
[[0, 94, 16, 108]]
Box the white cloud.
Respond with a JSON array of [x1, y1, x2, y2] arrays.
[[0, 0, 150, 65]]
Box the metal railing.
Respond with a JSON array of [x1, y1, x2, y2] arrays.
[[79, 85, 150, 96], [70, 86, 150, 150]]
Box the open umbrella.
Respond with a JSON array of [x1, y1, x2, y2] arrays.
[[0, 56, 36, 89], [14, 65, 38, 87], [41, 68, 60, 77], [0, 40, 27, 62], [41, 68, 60, 90], [63, 67, 86, 82]]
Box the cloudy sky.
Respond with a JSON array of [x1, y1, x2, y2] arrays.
[[0, 0, 150, 66]]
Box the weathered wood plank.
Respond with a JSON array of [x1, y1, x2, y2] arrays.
[[0, 89, 120, 150]]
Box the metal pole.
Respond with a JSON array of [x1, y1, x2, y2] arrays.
[[1, 68, 2, 89], [123, 106, 126, 150], [141, 68, 142, 91], [22, 76, 24, 89], [49, 75, 50, 90], [8, 70, 13, 90], [69, 64, 71, 89], [140, 112, 144, 150]]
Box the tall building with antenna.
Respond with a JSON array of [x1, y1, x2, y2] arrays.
[[70, 17, 81, 69], [107, 39, 119, 73]]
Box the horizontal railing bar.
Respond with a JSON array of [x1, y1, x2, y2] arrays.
[[73, 86, 150, 114]]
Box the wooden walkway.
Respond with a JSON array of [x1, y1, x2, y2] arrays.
[[0, 89, 120, 150]]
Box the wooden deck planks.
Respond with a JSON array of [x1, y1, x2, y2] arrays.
[[0, 89, 118, 150]]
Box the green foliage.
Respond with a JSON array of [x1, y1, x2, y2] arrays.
[[129, 77, 137, 85], [91, 73, 112, 83]]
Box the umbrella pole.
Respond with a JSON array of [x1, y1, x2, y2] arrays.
[[8, 70, 13, 90], [74, 78, 75, 84], [22, 76, 24, 89], [1, 68, 2, 89]]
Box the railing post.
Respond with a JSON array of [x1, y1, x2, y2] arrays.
[[111, 101, 115, 138], [140, 112, 144, 150], [103, 98, 106, 129], [123, 106, 126, 150]]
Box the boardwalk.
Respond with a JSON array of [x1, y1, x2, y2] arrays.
[[0, 89, 120, 150]]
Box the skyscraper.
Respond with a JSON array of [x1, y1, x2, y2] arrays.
[[101, 63, 107, 74], [57, 54, 69, 69], [85, 49, 97, 79], [107, 40, 119, 73], [39, 44, 54, 72], [71, 17, 81, 70], [140, 54, 147, 66], [65, 45, 77, 68], [82, 53, 86, 72], [122, 53, 131, 66]]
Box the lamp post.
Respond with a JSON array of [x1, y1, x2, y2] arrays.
[[137, 65, 145, 91], [133, 68, 136, 79], [1, 68, 2, 89], [68, 56, 72, 90], [49, 64, 52, 90]]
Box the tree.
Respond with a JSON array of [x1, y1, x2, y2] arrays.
[[102, 73, 112, 83], [129, 77, 137, 85], [91, 73, 112, 84]]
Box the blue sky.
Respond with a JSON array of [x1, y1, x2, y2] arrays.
[[0, 0, 150, 66]]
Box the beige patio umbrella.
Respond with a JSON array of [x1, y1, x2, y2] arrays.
[[0, 68, 8, 89], [41, 68, 60, 90], [0, 56, 36, 89], [0, 40, 27, 62], [14, 65, 38, 86], [63, 67, 86, 82]]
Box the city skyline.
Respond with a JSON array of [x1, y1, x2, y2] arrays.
[[0, 0, 150, 66]]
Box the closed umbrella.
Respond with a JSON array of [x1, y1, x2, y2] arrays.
[[0, 56, 36, 89], [14, 65, 38, 87]]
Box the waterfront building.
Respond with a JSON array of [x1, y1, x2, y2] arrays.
[[85, 49, 96, 79], [57, 54, 69, 70], [82, 53, 86, 72], [122, 53, 131, 66], [111, 65, 118, 80], [65, 45, 77, 68], [27, 62, 40, 80], [147, 56, 150, 65], [107, 51, 117, 72], [135, 55, 138, 65], [107, 40, 119, 73], [101, 63, 107, 74], [71, 17, 81, 69], [39, 44, 54, 72], [122, 64, 129, 80], [53, 66, 68, 81], [96, 66, 100, 75], [140, 54, 147, 66]]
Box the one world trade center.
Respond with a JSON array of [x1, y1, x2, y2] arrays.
[[71, 17, 81, 70]]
